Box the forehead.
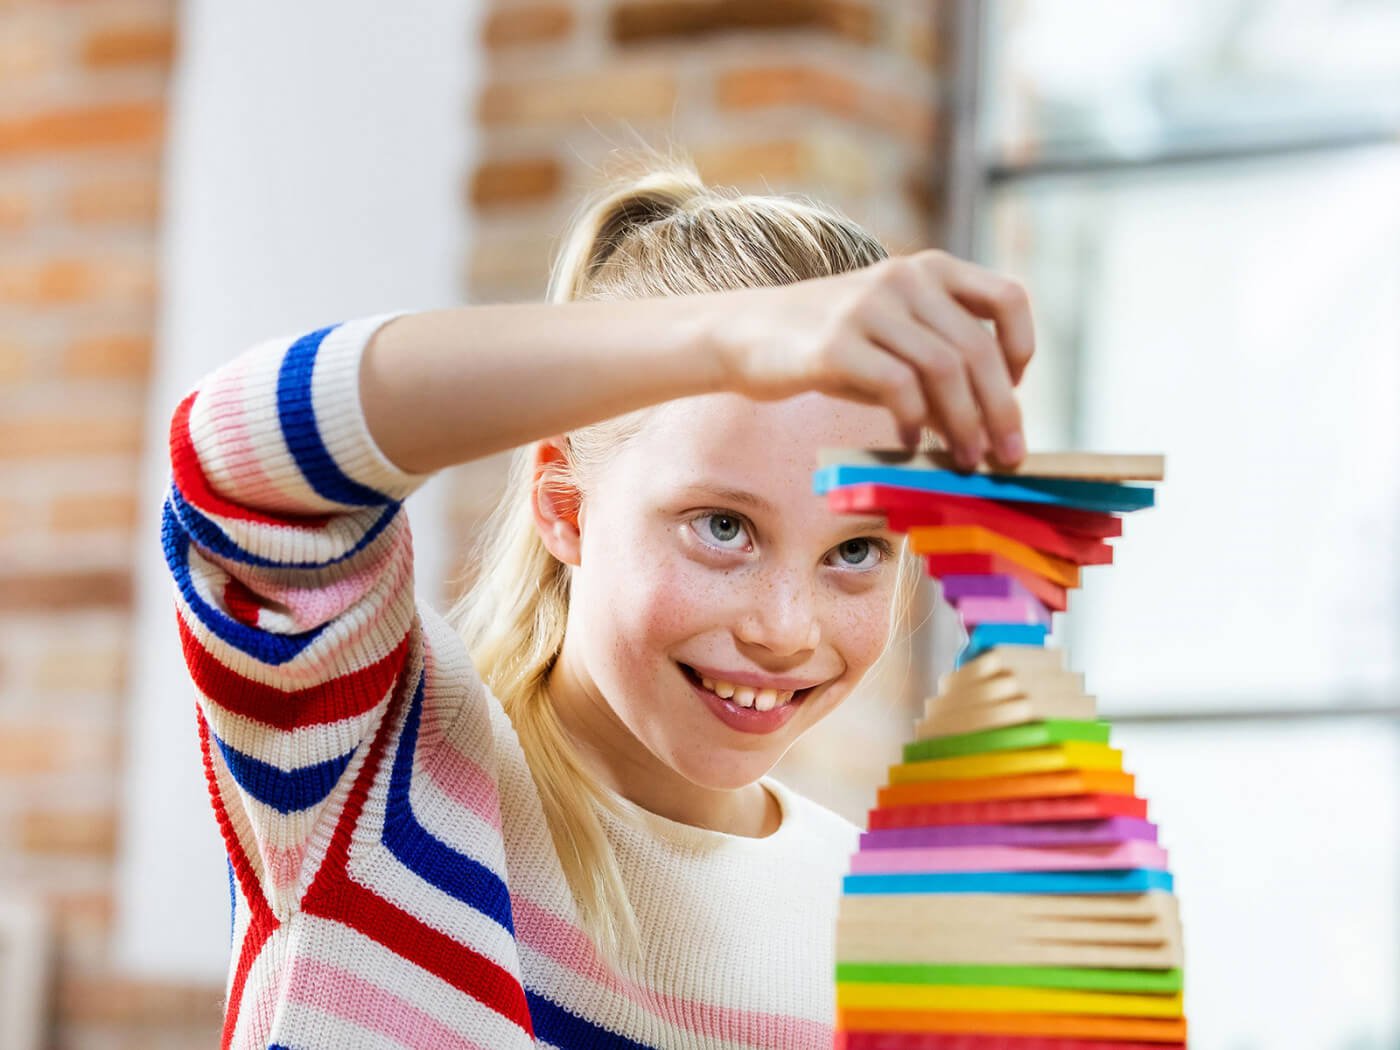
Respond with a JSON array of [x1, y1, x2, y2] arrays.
[[612, 391, 900, 509]]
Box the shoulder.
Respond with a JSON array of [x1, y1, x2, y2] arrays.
[[764, 776, 861, 856]]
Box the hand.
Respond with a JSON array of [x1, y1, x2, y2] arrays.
[[709, 250, 1035, 469]]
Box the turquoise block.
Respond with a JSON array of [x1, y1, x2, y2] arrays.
[[955, 624, 1049, 666], [813, 465, 1154, 514]]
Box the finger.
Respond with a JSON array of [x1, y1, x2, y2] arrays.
[[863, 307, 986, 469], [920, 254, 1036, 388], [825, 339, 932, 452], [900, 282, 1024, 466]]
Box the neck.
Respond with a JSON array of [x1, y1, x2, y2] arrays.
[[543, 645, 780, 838]]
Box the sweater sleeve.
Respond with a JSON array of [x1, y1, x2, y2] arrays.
[[162, 312, 435, 911]]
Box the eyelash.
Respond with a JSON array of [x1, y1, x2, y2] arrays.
[[689, 511, 896, 570]]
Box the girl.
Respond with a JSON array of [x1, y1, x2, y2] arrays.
[[165, 161, 1033, 1049]]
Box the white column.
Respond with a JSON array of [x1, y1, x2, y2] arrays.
[[114, 0, 482, 979]]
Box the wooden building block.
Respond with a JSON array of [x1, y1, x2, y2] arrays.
[[912, 527, 1082, 586], [828, 484, 1119, 562], [834, 1010, 1188, 1044], [818, 449, 1166, 482], [836, 1033, 1185, 1050], [878, 769, 1136, 807], [814, 464, 1157, 514], [834, 982, 1184, 1018], [841, 868, 1174, 896], [847, 839, 1168, 874], [953, 594, 1053, 627], [868, 794, 1149, 829], [835, 963, 1184, 995], [905, 720, 1110, 762], [828, 485, 1125, 541], [916, 696, 1098, 738], [859, 817, 1159, 851], [889, 743, 1123, 784], [926, 554, 1070, 611]]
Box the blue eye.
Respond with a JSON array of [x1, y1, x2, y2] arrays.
[[829, 537, 894, 570], [695, 513, 750, 550]]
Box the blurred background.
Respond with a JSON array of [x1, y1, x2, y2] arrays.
[[0, 0, 1397, 1046]]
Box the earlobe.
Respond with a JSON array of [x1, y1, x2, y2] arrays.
[[532, 438, 583, 567]]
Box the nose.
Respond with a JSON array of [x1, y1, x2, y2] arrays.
[[733, 567, 822, 658]]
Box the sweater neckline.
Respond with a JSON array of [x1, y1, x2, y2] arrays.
[[597, 776, 798, 853]]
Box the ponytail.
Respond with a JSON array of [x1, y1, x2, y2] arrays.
[[450, 150, 910, 970]]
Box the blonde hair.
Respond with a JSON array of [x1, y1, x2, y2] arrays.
[[449, 156, 926, 969]]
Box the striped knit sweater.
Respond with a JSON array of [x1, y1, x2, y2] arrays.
[[163, 311, 862, 1049]]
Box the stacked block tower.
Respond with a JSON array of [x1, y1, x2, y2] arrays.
[[813, 449, 1185, 1050]]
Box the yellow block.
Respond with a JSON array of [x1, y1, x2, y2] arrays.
[[890, 742, 1123, 784], [909, 525, 1081, 587], [835, 983, 1185, 1019]]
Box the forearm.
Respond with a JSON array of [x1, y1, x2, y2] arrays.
[[359, 295, 730, 474]]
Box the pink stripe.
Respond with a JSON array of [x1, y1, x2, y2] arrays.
[[848, 840, 1168, 874], [513, 894, 831, 1047], [265, 842, 305, 891], [424, 744, 504, 831], [201, 353, 305, 511], [284, 956, 495, 1050]]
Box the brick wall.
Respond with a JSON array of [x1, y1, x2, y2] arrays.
[[0, 2, 224, 1046], [1, 2, 951, 1044], [463, 0, 953, 822]]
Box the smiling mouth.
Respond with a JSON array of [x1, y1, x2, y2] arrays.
[[677, 662, 820, 709]]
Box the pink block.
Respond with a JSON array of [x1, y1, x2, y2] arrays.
[[847, 840, 1168, 874], [951, 593, 1051, 626]]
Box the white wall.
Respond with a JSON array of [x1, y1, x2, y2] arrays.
[[114, 0, 482, 979]]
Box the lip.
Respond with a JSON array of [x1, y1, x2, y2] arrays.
[[680, 662, 811, 735], [681, 662, 827, 693]]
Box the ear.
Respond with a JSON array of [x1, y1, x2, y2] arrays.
[[531, 437, 583, 567]]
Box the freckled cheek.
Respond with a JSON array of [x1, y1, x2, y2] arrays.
[[601, 552, 725, 652], [828, 589, 895, 675]]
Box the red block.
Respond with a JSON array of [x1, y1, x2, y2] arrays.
[[831, 484, 1115, 564], [867, 795, 1149, 830], [829, 484, 1123, 539], [836, 1035, 1186, 1050]]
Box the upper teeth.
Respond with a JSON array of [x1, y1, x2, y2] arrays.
[[700, 676, 796, 710]]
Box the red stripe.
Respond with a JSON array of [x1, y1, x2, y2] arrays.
[[178, 612, 410, 730], [309, 874, 534, 1033], [196, 705, 279, 1049], [301, 670, 535, 1038], [170, 389, 332, 528]]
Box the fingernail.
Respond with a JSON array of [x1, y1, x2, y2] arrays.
[[998, 431, 1025, 463]]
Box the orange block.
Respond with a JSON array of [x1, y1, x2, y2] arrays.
[[836, 1009, 1188, 1043], [910, 526, 1081, 588], [878, 769, 1136, 808]]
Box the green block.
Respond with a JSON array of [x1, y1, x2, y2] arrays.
[[903, 719, 1111, 762], [834, 962, 1183, 995]]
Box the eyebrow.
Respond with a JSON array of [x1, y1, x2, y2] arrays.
[[682, 484, 893, 535]]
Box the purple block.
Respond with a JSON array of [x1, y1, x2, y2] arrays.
[[858, 818, 1158, 851], [938, 573, 1035, 602]]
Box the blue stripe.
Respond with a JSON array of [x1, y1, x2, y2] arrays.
[[169, 481, 398, 570], [526, 988, 658, 1050], [162, 498, 327, 665], [813, 465, 1155, 513], [382, 672, 517, 936], [277, 325, 389, 507], [843, 869, 1173, 895], [212, 731, 357, 814]]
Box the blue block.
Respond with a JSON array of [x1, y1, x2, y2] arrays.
[[813, 465, 1154, 514], [956, 624, 1049, 666], [841, 869, 1174, 895]]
